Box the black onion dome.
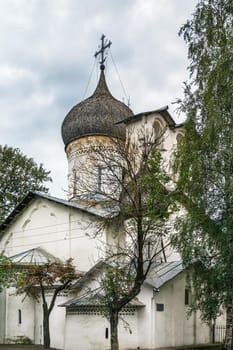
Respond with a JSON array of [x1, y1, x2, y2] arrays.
[[62, 71, 133, 147]]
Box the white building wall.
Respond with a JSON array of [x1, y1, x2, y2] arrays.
[[137, 285, 154, 349], [0, 197, 109, 347], [34, 292, 72, 349], [63, 271, 214, 350], [152, 273, 210, 348], [126, 112, 183, 174], [64, 311, 138, 350], [3, 287, 75, 348], [0, 197, 106, 272], [5, 288, 35, 344], [0, 290, 6, 343]]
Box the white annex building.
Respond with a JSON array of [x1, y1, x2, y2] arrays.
[[0, 38, 215, 350]]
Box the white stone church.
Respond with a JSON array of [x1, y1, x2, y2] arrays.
[[0, 39, 214, 350]]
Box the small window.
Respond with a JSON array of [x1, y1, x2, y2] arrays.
[[105, 327, 109, 339], [185, 288, 191, 306], [156, 303, 164, 312], [18, 309, 22, 324]]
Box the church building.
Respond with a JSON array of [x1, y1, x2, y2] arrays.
[[0, 36, 213, 350]]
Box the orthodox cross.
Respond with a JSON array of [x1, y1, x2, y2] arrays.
[[94, 34, 112, 70]]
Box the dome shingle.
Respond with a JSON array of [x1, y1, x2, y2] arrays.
[[61, 71, 133, 147]]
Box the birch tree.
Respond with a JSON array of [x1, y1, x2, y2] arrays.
[[172, 0, 233, 348]]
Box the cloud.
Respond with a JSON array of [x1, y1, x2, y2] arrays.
[[0, 0, 198, 198]]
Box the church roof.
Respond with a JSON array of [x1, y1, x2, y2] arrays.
[[61, 70, 133, 147], [9, 247, 61, 265], [61, 261, 183, 309], [145, 261, 183, 289], [116, 105, 184, 129], [0, 191, 115, 234], [60, 287, 145, 308]]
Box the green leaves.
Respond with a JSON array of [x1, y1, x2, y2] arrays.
[[0, 255, 15, 291], [142, 147, 173, 219], [15, 259, 78, 300], [0, 145, 52, 223], [173, 0, 233, 322]]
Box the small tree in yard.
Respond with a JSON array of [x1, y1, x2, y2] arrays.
[[171, 0, 233, 348], [0, 254, 15, 291], [76, 131, 176, 350], [0, 145, 52, 223], [15, 258, 79, 349]]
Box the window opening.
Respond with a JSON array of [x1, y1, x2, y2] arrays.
[[185, 288, 191, 305], [156, 303, 164, 312], [105, 327, 109, 339], [18, 309, 22, 324]]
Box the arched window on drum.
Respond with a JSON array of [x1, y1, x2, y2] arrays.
[[153, 120, 164, 149], [176, 132, 184, 148]]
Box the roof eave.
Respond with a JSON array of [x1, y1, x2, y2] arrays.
[[0, 191, 109, 235], [116, 106, 183, 129]]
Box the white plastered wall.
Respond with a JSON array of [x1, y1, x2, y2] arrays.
[[0, 197, 106, 272], [126, 112, 183, 175], [4, 288, 35, 344], [64, 310, 139, 350], [151, 272, 210, 348], [0, 196, 108, 347]]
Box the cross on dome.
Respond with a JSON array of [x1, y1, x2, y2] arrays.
[[94, 34, 112, 71]]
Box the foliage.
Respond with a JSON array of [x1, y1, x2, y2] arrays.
[[6, 336, 32, 345], [101, 263, 135, 305], [80, 132, 175, 350], [142, 147, 175, 219], [15, 258, 77, 298], [15, 258, 79, 349], [0, 145, 52, 223], [172, 0, 233, 330], [0, 254, 14, 291]]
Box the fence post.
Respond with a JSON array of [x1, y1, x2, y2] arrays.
[[212, 323, 215, 344]]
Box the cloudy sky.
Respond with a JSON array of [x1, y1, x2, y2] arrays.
[[0, 0, 198, 198]]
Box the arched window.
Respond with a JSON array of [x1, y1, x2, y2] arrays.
[[153, 120, 164, 148], [176, 132, 184, 146]]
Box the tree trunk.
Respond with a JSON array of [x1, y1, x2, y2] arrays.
[[224, 304, 233, 350], [110, 309, 119, 350], [43, 306, 50, 349]]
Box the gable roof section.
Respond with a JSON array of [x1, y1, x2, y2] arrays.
[[0, 191, 113, 234], [74, 260, 183, 292], [72, 260, 106, 290], [60, 287, 145, 308], [116, 106, 184, 129], [9, 246, 61, 265], [61, 261, 183, 309], [145, 261, 183, 290]]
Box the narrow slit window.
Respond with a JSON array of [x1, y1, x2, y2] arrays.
[[185, 288, 191, 305], [18, 309, 22, 324], [105, 327, 109, 339]]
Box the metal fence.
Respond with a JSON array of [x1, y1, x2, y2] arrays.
[[212, 324, 226, 344]]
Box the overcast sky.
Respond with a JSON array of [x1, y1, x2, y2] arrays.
[[0, 0, 198, 198]]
